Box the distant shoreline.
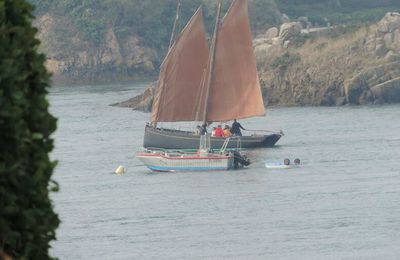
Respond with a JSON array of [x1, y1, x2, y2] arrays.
[[51, 75, 157, 87]]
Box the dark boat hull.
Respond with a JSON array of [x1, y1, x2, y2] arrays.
[[143, 125, 281, 149]]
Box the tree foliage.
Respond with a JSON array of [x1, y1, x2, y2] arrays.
[[0, 0, 59, 259], [28, 0, 280, 50], [26, 0, 400, 51]]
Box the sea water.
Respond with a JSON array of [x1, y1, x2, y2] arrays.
[[49, 82, 400, 259]]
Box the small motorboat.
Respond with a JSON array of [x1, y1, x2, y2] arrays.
[[137, 135, 250, 172]]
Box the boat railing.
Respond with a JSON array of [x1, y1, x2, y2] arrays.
[[147, 123, 197, 135], [144, 147, 199, 156], [233, 136, 242, 151], [244, 129, 284, 136], [220, 137, 230, 152], [144, 147, 167, 152], [219, 136, 242, 153]]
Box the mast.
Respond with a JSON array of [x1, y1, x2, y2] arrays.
[[202, 0, 223, 125], [201, 0, 265, 122], [169, 0, 181, 50]]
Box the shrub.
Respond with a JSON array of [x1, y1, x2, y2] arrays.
[[0, 0, 59, 259]]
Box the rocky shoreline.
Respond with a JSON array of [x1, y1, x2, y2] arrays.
[[117, 12, 400, 111], [35, 14, 159, 86]]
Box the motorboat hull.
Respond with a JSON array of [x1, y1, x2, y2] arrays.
[[136, 151, 234, 172]]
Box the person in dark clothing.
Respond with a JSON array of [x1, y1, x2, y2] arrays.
[[199, 123, 208, 135], [231, 119, 245, 136]]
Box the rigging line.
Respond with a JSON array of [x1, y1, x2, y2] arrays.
[[202, 0, 223, 125], [193, 68, 207, 122], [169, 0, 181, 50]]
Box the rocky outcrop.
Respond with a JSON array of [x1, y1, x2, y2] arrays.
[[253, 19, 336, 59], [123, 12, 400, 111], [35, 14, 158, 85], [344, 61, 400, 104], [366, 12, 400, 56], [371, 77, 400, 103], [342, 12, 400, 104], [279, 22, 302, 42], [253, 20, 310, 64], [112, 84, 155, 111], [258, 12, 400, 107], [265, 27, 279, 40]]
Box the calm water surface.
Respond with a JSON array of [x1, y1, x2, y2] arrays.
[[49, 82, 400, 259]]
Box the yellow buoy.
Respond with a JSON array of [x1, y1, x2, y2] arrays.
[[115, 165, 125, 175]]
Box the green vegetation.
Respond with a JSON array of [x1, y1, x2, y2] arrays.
[[26, 0, 400, 81], [276, 0, 400, 26], [29, 0, 280, 49], [28, 0, 400, 52], [0, 0, 59, 259]]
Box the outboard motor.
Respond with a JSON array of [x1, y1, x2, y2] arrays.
[[232, 151, 251, 169]]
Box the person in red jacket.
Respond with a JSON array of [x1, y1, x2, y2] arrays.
[[214, 125, 224, 137]]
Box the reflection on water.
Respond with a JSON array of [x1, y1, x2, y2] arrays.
[[50, 82, 400, 259]]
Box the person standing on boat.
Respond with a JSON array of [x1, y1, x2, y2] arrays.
[[199, 123, 208, 135], [231, 119, 245, 136]]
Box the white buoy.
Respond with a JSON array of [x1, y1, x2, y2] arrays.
[[265, 158, 301, 169], [265, 161, 291, 169], [115, 165, 125, 175]]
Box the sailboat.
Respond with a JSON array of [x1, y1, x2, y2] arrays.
[[143, 0, 282, 150]]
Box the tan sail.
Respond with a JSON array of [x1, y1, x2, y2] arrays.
[[151, 8, 209, 122], [205, 0, 265, 122]]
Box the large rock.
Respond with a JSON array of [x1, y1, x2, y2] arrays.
[[344, 62, 400, 104], [345, 75, 368, 105], [279, 22, 302, 42], [253, 38, 268, 46], [366, 12, 400, 58], [377, 12, 400, 33], [391, 29, 400, 50], [35, 13, 158, 85], [112, 84, 155, 111], [265, 27, 279, 40], [371, 77, 400, 103], [271, 37, 282, 46]]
